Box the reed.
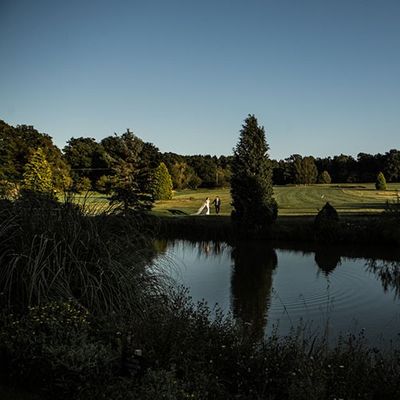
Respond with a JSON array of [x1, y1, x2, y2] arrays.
[[0, 195, 166, 315]]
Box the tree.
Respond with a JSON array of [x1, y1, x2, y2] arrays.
[[109, 162, 153, 214], [230, 115, 277, 229], [169, 161, 194, 189], [331, 154, 356, 183], [292, 155, 318, 184], [22, 148, 54, 194], [0, 120, 70, 190], [63, 137, 110, 187], [375, 172, 387, 190], [317, 170, 332, 184], [151, 162, 173, 200], [96, 175, 113, 194], [74, 176, 92, 193], [186, 155, 218, 187], [383, 149, 400, 182]]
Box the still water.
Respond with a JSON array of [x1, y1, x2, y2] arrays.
[[155, 240, 400, 346]]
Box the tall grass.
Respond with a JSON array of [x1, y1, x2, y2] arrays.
[[0, 195, 166, 316]]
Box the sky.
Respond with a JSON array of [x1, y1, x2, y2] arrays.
[[1, 0, 399, 160]]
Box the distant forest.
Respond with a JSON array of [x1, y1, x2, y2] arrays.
[[1, 119, 399, 192]]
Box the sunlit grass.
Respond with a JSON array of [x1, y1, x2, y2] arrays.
[[153, 183, 400, 216], [68, 183, 400, 217]]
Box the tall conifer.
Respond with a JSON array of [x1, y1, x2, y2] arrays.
[[22, 148, 54, 194], [152, 162, 173, 200], [230, 115, 277, 229], [375, 171, 387, 190]]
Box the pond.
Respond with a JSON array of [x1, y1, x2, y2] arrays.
[[155, 240, 400, 347]]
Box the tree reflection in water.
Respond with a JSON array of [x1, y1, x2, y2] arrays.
[[366, 260, 400, 299], [314, 246, 342, 276], [230, 241, 277, 340]]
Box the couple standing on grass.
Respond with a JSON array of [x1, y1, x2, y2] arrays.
[[195, 196, 221, 215]]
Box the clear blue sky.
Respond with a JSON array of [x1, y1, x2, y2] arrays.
[[1, 0, 399, 160]]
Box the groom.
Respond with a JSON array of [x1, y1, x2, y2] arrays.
[[212, 196, 221, 214]]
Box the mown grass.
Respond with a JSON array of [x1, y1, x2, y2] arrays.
[[153, 183, 400, 216]]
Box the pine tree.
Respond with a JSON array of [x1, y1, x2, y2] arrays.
[[152, 162, 173, 200], [375, 171, 387, 190], [230, 115, 277, 229], [109, 162, 153, 214], [22, 148, 54, 194]]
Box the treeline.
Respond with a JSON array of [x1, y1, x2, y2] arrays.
[[272, 152, 400, 185], [1, 120, 400, 197], [0, 120, 232, 196]]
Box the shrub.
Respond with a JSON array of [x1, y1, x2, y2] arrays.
[[314, 202, 340, 243], [0, 302, 117, 398], [375, 172, 387, 190]]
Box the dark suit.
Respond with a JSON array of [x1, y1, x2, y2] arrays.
[[212, 197, 221, 214]]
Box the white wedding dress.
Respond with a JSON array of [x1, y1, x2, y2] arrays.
[[193, 199, 210, 215]]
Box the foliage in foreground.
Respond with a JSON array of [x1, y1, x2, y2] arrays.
[[0, 196, 399, 399], [0, 194, 161, 313], [1, 293, 400, 400]]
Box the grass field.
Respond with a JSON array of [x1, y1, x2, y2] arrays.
[[153, 183, 400, 217]]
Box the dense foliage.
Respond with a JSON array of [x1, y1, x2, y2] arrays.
[[230, 115, 277, 228], [0, 121, 70, 191]]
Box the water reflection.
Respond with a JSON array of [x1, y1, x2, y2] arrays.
[[314, 246, 342, 275], [366, 260, 400, 299], [230, 242, 277, 339], [156, 239, 400, 345]]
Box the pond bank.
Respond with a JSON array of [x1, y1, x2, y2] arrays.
[[151, 214, 400, 246]]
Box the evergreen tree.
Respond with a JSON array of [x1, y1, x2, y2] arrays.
[[22, 148, 54, 194], [152, 162, 173, 200], [109, 162, 153, 214], [375, 172, 387, 190], [230, 115, 277, 229]]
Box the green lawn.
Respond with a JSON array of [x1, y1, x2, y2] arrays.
[[153, 183, 400, 217]]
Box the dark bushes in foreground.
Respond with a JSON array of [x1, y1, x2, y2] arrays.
[[1, 294, 400, 400]]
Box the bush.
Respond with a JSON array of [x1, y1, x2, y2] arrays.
[[0, 302, 117, 398], [375, 172, 387, 190], [314, 202, 340, 243]]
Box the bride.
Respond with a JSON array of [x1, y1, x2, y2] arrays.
[[193, 197, 210, 215]]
